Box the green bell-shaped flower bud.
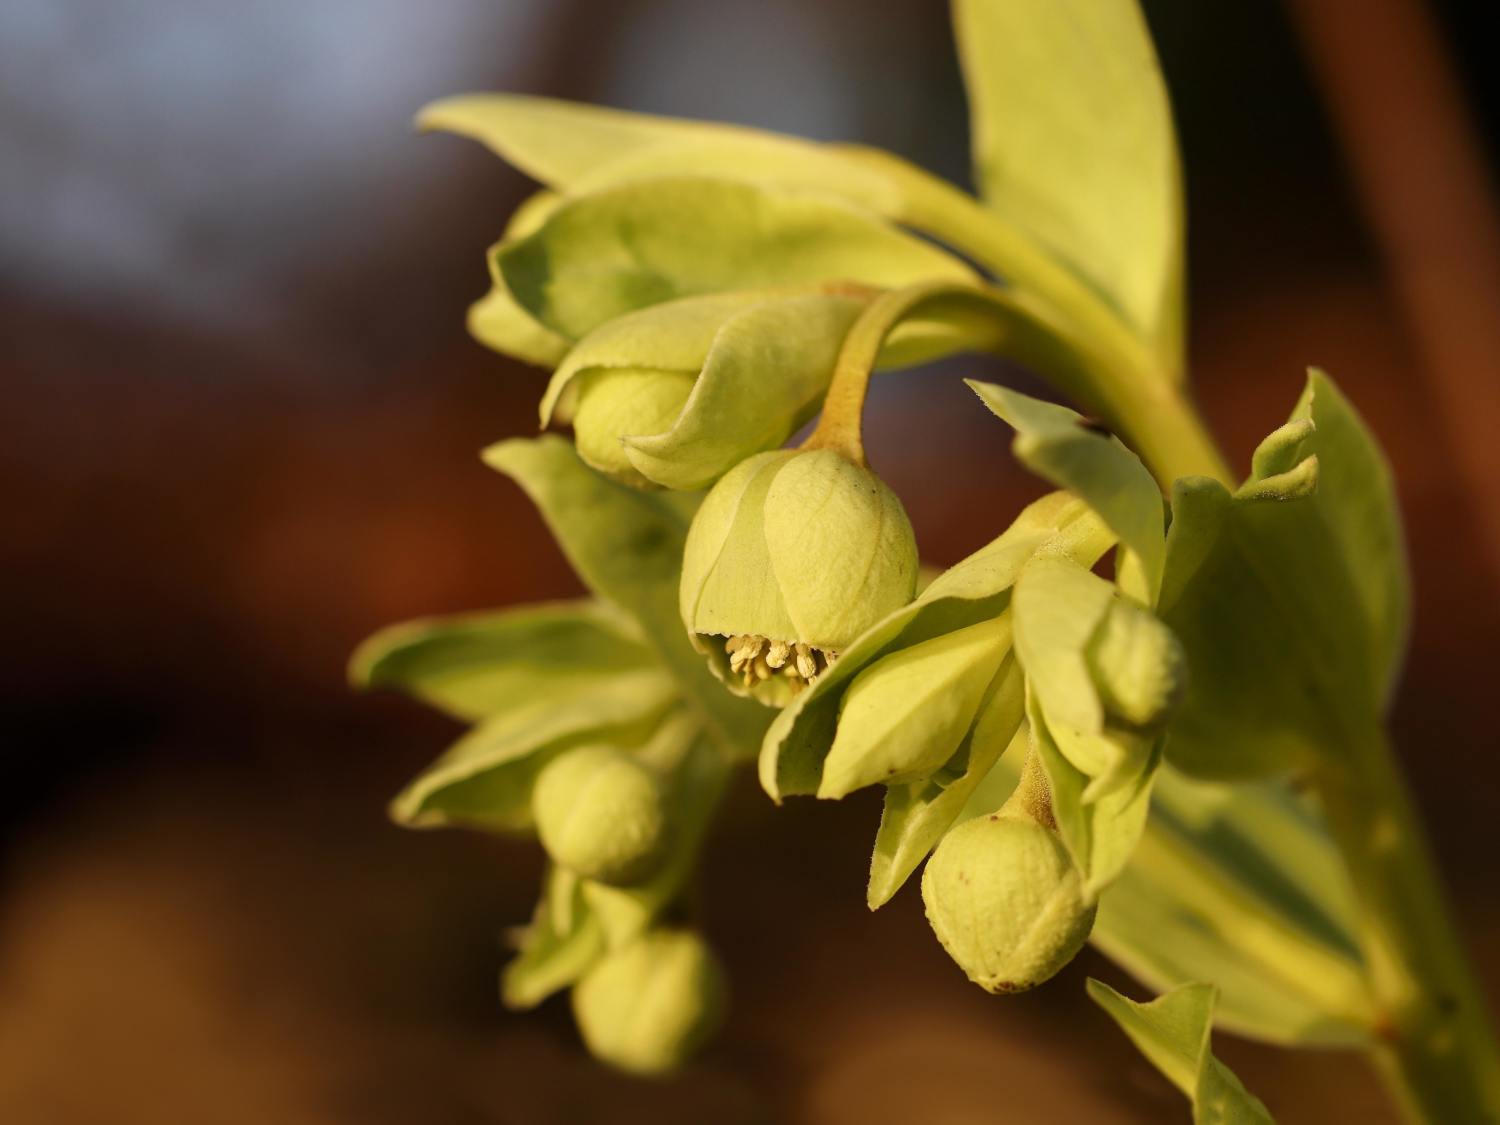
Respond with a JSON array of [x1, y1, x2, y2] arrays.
[[1085, 596, 1186, 732], [921, 811, 1096, 993], [679, 447, 918, 706], [570, 367, 698, 488], [571, 928, 727, 1076], [532, 746, 670, 886]]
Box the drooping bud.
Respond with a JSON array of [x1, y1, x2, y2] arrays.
[[921, 812, 1095, 993], [570, 928, 727, 1076], [570, 367, 697, 488], [1085, 596, 1186, 732], [679, 447, 918, 705], [532, 746, 669, 886]]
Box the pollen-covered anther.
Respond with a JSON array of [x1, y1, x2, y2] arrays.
[[714, 634, 835, 691]]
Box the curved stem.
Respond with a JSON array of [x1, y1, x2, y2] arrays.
[[851, 149, 1233, 487], [803, 281, 1009, 465], [1313, 723, 1500, 1122]]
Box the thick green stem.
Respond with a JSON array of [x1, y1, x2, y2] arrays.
[[1314, 723, 1500, 1123], [861, 150, 1234, 487]]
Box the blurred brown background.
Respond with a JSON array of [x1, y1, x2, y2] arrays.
[[4, 1, 1499, 1121]]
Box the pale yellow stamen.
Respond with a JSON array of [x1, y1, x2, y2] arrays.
[[711, 633, 836, 692]]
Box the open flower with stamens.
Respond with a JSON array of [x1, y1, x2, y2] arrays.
[[679, 447, 918, 706]]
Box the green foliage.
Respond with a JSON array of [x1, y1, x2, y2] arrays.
[[418, 94, 905, 214], [496, 178, 974, 341], [1094, 767, 1373, 1047], [387, 671, 676, 831], [482, 435, 770, 759], [1088, 980, 1275, 1123], [820, 615, 1012, 798], [968, 379, 1165, 599], [1159, 370, 1407, 779], [350, 599, 651, 722], [952, 0, 1184, 372]]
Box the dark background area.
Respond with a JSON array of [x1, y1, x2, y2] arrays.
[[4, 1, 1499, 1121]]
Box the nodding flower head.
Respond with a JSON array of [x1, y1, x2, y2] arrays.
[[922, 811, 1096, 993], [679, 447, 918, 706]]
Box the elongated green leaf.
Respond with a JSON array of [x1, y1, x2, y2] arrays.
[[952, 0, 1183, 370], [351, 600, 652, 722], [497, 178, 975, 340], [1094, 782, 1373, 1047], [819, 615, 1011, 799], [867, 662, 1025, 908], [419, 94, 903, 212], [390, 669, 677, 830], [969, 380, 1165, 599], [502, 867, 606, 1009], [760, 492, 1114, 799], [484, 436, 770, 760], [1087, 980, 1275, 1123]]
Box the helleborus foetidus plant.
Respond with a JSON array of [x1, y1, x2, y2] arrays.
[[353, 0, 1500, 1119]]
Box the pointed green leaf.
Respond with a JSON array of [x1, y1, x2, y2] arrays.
[[1290, 369, 1408, 704], [418, 94, 904, 215], [350, 599, 652, 722], [389, 669, 677, 830], [483, 436, 770, 760], [496, 178, 975, 340], [1087, 980, 1275, 1123], [968, 380, 1165, 599], [1094, 770, 1374, 1047], [867, 660, 1026, 908], [953, 0, 1184, 370], [502, 867, 606, 1009], [819, 615, 1012, 799], [1159, 371, 1401, 779]]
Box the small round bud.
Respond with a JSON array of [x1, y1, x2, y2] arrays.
[[570, 367, 697, 488], [921, 813, 1095, 993], [571, 928, 726, 1076], [1086, 598, 1186, 731], [679, 447, 918, 705], [532, 747, 669, 886]]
